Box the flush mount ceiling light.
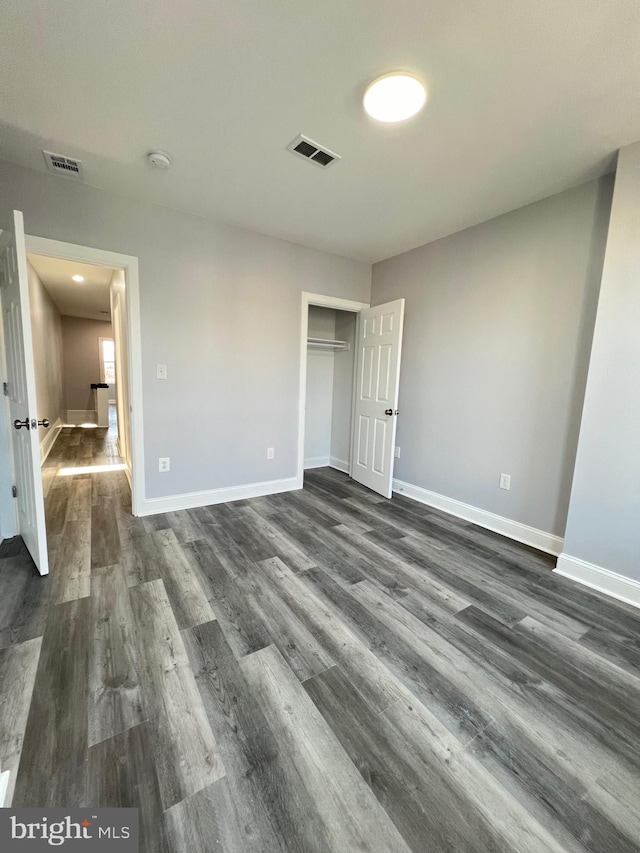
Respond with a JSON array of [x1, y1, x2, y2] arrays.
[[72, 275, 85, 282], [363, 72, 426, 122]]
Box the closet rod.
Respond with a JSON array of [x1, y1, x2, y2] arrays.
[[307, 337, 350, 350]]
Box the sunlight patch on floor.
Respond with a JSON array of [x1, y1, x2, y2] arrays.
[[57, 463, 127, 477]]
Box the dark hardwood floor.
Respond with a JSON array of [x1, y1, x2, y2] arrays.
[[1, 420, 640, 851]]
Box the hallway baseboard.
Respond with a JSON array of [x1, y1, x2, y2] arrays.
[[39, 418, 63, 465], [66, 409, 97, 425]]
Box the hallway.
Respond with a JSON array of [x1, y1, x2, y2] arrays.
[[1, 426, 640, 852]]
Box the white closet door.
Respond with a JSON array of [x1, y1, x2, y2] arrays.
[[351, 299, 404, 498]]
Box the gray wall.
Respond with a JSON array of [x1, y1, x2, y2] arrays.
[[27, 260, 65, 439], [371, 177, 613, 537], [0, 159, 371, 500], [562, 143, 640, 581], [304, 306, 356, 468], [331, 310, 356, 467], [305, 307, 336, 464], [61, 315, 113, 413]]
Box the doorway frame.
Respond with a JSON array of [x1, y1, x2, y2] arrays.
[[297, 292, 370, 488], [24, 235, 145, 517]]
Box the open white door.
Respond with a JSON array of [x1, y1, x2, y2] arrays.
[[351, 298, 405, 498], [0, 211, 49, 575]]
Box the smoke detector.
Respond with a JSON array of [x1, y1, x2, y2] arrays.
[[147, 150, 172, 169]]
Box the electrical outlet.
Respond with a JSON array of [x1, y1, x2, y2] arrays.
[[159, 457, 170, 472], [156, 364, 167, 380], [394, 446, 401, 459], [499, 473, 511, 490], [266, 447, 275, 460]]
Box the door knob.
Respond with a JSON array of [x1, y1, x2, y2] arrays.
[[38, 419, 50, 428], [13, 418, 30, 430], [384, 409, 399, 416]]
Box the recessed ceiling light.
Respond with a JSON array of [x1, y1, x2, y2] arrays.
[[363, 73, 426, 123], [72, 275, 85, 282]]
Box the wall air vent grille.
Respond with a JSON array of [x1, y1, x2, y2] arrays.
[[42, 150, 84, 180], [287, 135, 340, 168]]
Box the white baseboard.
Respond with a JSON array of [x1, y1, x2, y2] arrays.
[[304, 456, 350, 473], [392, 478, 564, 556], [554, 554, 640, 610], [138, 476, 299, 517], [330, 456, 350, 474], [67, 409, 97, 425], [304, 456, 330, 470], [39, 417, 63, 464]]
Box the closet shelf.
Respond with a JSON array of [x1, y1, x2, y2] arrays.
[[307, 337, 350, 351]]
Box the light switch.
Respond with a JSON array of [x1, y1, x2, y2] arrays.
[[156, 364, 167, 380]]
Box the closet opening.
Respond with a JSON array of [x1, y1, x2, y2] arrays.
[[297, 292, 370, 488], [305, 305, 357, 474], [298, 291, 406, 498]]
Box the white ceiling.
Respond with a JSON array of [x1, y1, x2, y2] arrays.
[[2, 0, 639, 263], [27, 255, 113, 322]]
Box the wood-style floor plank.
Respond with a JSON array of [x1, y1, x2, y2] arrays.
[[65, 477, 92, 523], [230, 505, 316, 572], [91, 497, 122, 569], [87, 722, 169, 853], [149, 529, 216, 630], [165, 776, 287, 853], [255, 557, 403, 715], [5, 436, 640, 853], [13, 598, 90, 807], [241, 644, 413, 853], [379, 680, 588, 853], [578, 625, 640, 677], [129, 578, 225, 809], [182, 539, 273, 658], [301, 570, 492, 743], [176, 621, 288, 853], [0, 636, 42, 806], [50, 518, 92, 604], [0, 555, 49, 649], [88, 563, 146, 746]]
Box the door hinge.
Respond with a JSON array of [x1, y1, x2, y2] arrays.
[[11, 485, 17, 498], [2, 382, 8, 396]]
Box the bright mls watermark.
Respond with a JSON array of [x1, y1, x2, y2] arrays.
[[0, 809, 138, 851]]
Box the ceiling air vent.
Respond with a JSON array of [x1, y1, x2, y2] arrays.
[[42, 150, 84, 180], [287, 135, 340, 168]]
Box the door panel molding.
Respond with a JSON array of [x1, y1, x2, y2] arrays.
[[0, 211, 48, 572], [351, 298, 405, 498]]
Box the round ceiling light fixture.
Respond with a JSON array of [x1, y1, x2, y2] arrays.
[[147, 150, 172, 169], [72, 275, 85, 282], [363, 72, 426, 123]]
